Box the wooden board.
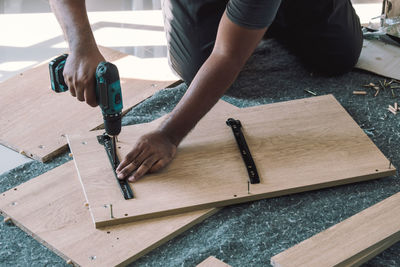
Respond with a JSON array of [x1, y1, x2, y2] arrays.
[[0, 161, 217, 267], [356, 39, 400, 80], [68, 95, 395, 228], [270, 191, 400, 267], [197, 256, 231, 267], [0, 46, 178, 162]]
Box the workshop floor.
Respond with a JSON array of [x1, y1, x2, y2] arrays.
[[1, 0, 399, 266]]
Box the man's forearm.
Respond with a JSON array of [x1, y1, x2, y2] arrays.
[[159, 12, 266, 147], [49, 0, 97, 52], [159, 51, 243, 146]]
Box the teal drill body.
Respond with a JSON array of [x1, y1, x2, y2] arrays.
[[49, 54, 123, 136]]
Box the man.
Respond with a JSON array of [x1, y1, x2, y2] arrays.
[[49, 0, 362, 182]]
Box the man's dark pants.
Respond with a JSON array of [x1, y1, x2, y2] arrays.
[[162, 0, 363, 84]]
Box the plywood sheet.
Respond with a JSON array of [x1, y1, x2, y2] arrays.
[[270, 192, 400, 267], [0, 46, 178, 162], [197, 256, 231, 267], [68, 95, 395, 228], [0, 161, 217, 267], [356, 39, 400, 80]]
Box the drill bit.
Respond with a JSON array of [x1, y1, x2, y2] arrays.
[[111, 135, 118, 168]]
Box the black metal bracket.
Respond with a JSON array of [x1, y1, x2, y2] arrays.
[[97, 133, 134, 200], [226, 118, 260, 184]]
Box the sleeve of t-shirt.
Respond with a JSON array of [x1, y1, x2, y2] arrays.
[[226, 0, 282, 29]]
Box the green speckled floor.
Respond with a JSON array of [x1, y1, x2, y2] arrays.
[[1, 39, 399, 267]]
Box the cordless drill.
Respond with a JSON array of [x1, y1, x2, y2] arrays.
[[49, 54, 123, 166]]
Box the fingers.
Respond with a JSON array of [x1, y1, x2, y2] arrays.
[[63, 54, 100, 107], [116, 147, 151, 179], [116, 131, 177, 182], [64, 73, 90, 103], [128, 157, 159, 182], [116, 146, 142, 173], [85, 82, 97, 107], [149, 159, 169, 173]]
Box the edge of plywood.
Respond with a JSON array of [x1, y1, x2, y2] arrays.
[[116, 208, 220, 267], [92, 168, 395, 228], [270, 191, 400, 267], [0, 206, 219, 267]]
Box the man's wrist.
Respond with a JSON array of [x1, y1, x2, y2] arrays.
[[158, 118, 187, 147]]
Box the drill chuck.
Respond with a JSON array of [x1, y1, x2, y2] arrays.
[[104, 113, 122, 136]]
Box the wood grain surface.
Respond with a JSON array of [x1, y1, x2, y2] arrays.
[[270, 192, 400, 267], [0, 46, 177, 162], [197, 256, 232, 267], [356, 39, 400, 80], [0, 162, 217, 267], [68, 95, 395, 228]]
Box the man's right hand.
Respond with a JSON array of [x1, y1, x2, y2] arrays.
[[63, 50, 105, 107]]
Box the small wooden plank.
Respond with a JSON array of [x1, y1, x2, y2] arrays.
[[197, 256, 231, 267], [0, 161, 217, 267], [68, 95, 395, 228], [356, 39, 400, 80], [270, 192, 400, 267], [0, 46, 177, 162]]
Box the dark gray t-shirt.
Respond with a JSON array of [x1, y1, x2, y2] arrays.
[[163, 0, 282, 83], [226, 0, 282, 29]]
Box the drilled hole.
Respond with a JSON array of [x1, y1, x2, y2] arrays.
[[233, 195, 237, 197], [38, 145, 44, 149], [107, 231, 110, 234], [124, 214, 128, 216], [376, 169, 379, 172], [82, 141, 88, 145], [14, 188, 17, 191], [61, 134, 66, 138], [89, 256, 96, 260], [116, 237, 119, 240]]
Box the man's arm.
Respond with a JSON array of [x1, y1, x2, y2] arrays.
[[49, 0, 104, 106], [116, 11, 267, 181]]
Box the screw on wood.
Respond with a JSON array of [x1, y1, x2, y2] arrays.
[[3, 217, 12, 224], [66, 259, 73, 265], [353, 91, 367, 95], [304, 89, 317, 96], [110, 204, 114, 219]]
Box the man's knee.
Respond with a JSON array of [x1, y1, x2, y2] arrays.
[[307, 32, 363, 75]]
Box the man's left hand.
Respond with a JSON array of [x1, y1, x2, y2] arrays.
[[116, 130, 177, 182]]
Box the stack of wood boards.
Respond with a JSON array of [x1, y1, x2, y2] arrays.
[[68, 94, 395, 228], [0, 162, 217, 266], [0, 46, 177, 162], [270, 191, 400, 267], [0, 101, 237, 266], [0, 94, 396, 266]]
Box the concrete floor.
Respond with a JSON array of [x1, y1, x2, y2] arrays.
[[2, 1, 399, 266]]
